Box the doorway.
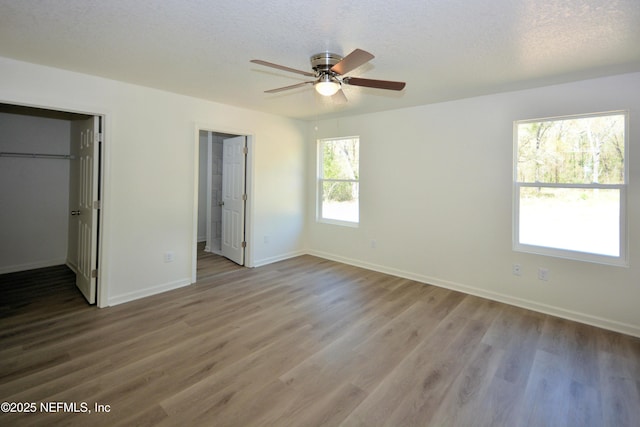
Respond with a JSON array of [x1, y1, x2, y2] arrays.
[[0, 103, 104, 305], [193, 128, 251, 281]]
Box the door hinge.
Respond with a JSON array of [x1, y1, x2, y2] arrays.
[[241, 241, 247, 248], [242, 194, 247, 201], [93, 200, 101, 209], [242, 146, 248, 155], [91, 269, 98, 278], [96, 132, 103, 143]]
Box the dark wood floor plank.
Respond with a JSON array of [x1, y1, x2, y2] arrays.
[[1, 251, 640, 427]]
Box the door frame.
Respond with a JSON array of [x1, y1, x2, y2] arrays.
[[192, 123, 254, 282], [0, 98, 109, 307]]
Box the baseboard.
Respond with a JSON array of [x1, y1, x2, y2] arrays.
[[252, 250, 307, 268], [107, 278, 192, 307], [308, 250, 640, 339], [0, 258, 67, 275], [66, 260, 79, 275]]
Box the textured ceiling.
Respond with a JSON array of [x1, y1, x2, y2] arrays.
[[1, 0, 639, 120]]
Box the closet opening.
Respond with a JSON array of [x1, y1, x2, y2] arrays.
[[0, 103, 104, 306]]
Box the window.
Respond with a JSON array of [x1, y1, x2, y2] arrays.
[[514, 111, 627, 265], [317, 137, 359, 226]]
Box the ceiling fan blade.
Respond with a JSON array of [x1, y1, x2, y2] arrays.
[[250, 59, 315, 77], [343, 77, 406, 91], [330, 88, 348, 104], [331, 49, 374, 75], [264, 81, 314, 93]]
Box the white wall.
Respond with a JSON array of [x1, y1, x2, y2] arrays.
[[208, 134, 224, 252], [0, 112, 71, 273], [308, 72, 640, 337], [197, 130, 208, 242], [0, 56, 307, 306], [196, 131, 226, 252]]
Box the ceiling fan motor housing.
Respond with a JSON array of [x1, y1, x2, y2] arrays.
[[310, 52, 343, 74]]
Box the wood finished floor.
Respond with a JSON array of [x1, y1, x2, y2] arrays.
[[1, 251, 639, 426]]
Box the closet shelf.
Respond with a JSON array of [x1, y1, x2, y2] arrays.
[[0, 151, 74, 160]]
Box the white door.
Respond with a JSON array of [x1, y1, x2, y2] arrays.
[[73, 116, 100, 303], [221, 136, 246, 265]]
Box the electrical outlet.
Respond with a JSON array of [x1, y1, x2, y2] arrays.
[[370, 240, 377, 249], [538, 267, 549, 281], [164, 251, 175, 263], [264, 235, 270, 244], [512, 264, 522, 276]]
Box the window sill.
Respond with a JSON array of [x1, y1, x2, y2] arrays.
[[318, 218, 359, 228], [513, 243, 628, 267]]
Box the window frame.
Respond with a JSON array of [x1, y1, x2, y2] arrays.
[[317, 136, 360, 227], [512, 110, 629, 266]]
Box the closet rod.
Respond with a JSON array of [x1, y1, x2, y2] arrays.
[[0, 151, 74, 160]]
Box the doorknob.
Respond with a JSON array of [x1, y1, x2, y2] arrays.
[[71, 210, 81, 216], [218, 201, 224, 206]]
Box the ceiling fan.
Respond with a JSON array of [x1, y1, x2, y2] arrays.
[[250, 48, 406, 102]]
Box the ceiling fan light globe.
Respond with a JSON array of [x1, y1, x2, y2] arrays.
[[315, 81, 340, 96]]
